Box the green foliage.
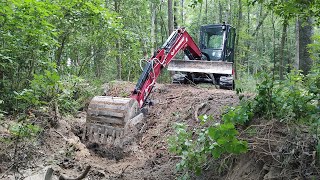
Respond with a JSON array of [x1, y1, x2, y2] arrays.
[[168, 115, 248, 178], [9, 122, 40, 139], [276, 71, 317, 121], [253, 71, 318, 122], [14, 67, 94, 114], [207, 123, 248, 156], [189, 0, 203, 8], [222, 100, 253, 125], [308, 35, 320, 102], [235, 75, 257, 93], [253, 0, 320, 24], [253, 73, 275, 118], [15, 69, 61, 111], [0, 0, 132, 113]]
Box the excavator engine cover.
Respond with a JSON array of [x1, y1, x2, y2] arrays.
[[83, 96, 143, 147]]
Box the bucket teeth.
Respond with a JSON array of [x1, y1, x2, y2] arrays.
[[84, 96, 139, 147]]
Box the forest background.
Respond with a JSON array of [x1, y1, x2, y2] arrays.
[[1, 0, 319, 114]]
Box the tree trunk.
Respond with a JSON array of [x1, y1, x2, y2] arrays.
[[235, 0, 242, 79], [210, 0, 214, 24], [197, 2, 203, 37], [229, 0, 232, 23], [181, 0, 184, 25], [159, 3, 167, 40], [279, 18, 288, 80], [246, 1, 250, 74], [168, 0, 174, 34], [205, 0, 208, 24], [252, 12, 269, 37], [155, 4, 158, 48], [295, 18, 313, 75], [150, 2, 156, 55], [218, 0, 222, 23], [55, 33, 68, 68], [174, 0, 178, 29], [114, 0, 121, 80], [272, 11, 276, 79]]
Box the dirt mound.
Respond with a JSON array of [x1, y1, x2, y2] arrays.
[[0, 81, 318, 180], [225, 119, 319, 180]]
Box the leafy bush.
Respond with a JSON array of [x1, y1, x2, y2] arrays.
[[253, 73, 274, 118], [253, 71, 318, 123], [222, 100, 253, 125], [9, 122, 40, 139], [14, 69, 61, 111], [168, 115, 248, 179], [14, 68, 96, 115]]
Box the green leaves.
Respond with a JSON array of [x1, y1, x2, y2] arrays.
[[253, 71, 318, 122], [208, 123, 247, 158], [9, 122, 40, 139], [189, 0, 203, 8], [0, 0, 122, 113], [198, 114, 214, 125], [14, 67, 90, 114], [254, 0, 320, 25], [222, 101, 253, 125], [168, 115, 248, 178]]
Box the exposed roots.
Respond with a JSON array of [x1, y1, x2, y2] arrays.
[[237, 119, 320, 179]]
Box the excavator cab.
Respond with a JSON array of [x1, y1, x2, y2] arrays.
[[168, 23, 236, 88], [199, 24, 236, 62]]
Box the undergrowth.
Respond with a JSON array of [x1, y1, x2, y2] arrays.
[[235, 74, 257, 93], [0, 64, 102, 174], [168, 66, 319, 179], [168, 105, 251, 179]]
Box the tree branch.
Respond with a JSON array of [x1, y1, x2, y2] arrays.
[[252, 12, 269, 37]]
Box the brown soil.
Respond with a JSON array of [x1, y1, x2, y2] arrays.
[[0, 82, 318, 180]]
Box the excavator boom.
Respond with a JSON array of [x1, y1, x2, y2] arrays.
[[131, 27, 202, 107]]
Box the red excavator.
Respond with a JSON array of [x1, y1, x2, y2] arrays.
[[84, 23, 236, 146]]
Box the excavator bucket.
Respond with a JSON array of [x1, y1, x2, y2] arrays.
[[83, 96, 144, 147], [167, 59, 233, 75]]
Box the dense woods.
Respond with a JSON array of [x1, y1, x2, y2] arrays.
[[0, 0, 319, 179], [1, 0, 319, 112]]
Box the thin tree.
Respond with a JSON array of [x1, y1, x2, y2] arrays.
[[114, 0, 121, 80], [279, 18, 288, 79], [168, 0, 174, 34], [181, 0, 184, 25], [151, 2, 156, 55]]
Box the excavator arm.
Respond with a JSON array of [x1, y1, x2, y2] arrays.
[[131, 27, 202, 107], [85, 28, 203, 146]]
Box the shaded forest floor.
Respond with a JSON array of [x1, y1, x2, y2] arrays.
[[0, 82, 318, 179]]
